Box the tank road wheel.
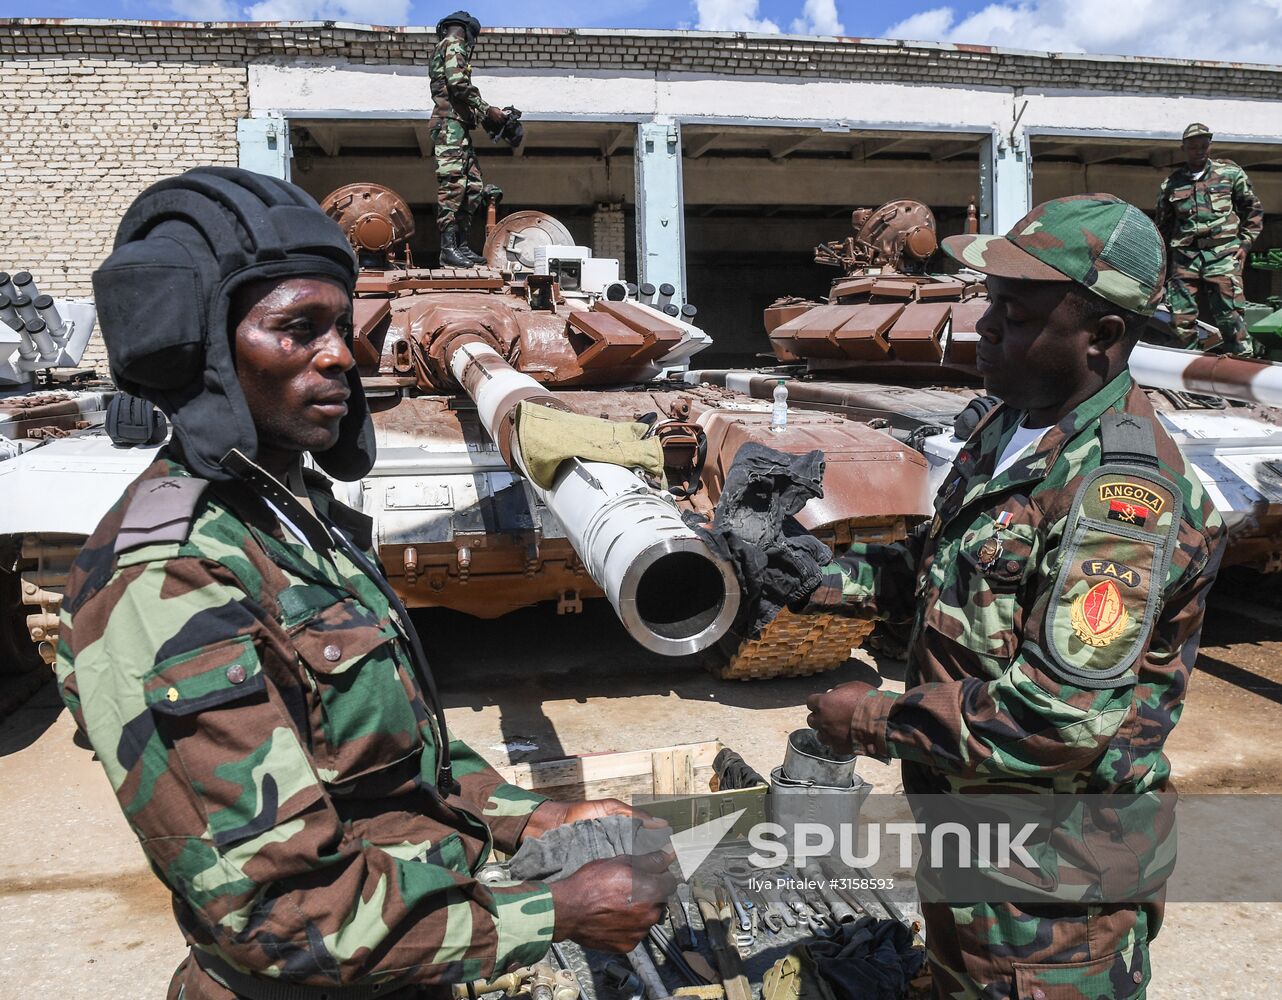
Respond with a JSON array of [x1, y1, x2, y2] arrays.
[[0, 558, 51, 716], [700, 605, 877, 681]]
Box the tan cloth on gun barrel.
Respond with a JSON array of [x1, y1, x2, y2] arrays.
[[514, 400, 666, 490]]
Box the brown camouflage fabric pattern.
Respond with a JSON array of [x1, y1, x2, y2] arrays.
[[56, 454, 554, 997], [943, 194, 1167, 316], [434, 119, 487, 231], [1164, 254, 1247, 348], [805, 373, 1226, 998], [430, 34, 490, 128], [1156, 159, 1263, 349]]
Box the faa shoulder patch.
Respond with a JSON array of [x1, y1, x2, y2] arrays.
[[1043, 465, 1182, 688]]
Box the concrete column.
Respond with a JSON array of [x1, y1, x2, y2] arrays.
[[592, 201, 626, 263], [979, 128, 1032, 236], [634, 121, 686, 303], [237, 115, 291, 180]]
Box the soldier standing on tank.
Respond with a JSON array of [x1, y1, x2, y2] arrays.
[[1156, 122, 1263, 355], [56, 166, 675, 1000], [736, 195, 1225, 998], [430, 11, 506, 268]]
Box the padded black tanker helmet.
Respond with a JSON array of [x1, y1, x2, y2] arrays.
[[436, 10, 481, 46], [92, 166, 374, 482]]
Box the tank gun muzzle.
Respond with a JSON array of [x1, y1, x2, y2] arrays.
[[447, 338, 741, 656]]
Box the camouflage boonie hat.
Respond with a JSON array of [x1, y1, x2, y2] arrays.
[[941, 194, 1166, 316], [1182, 122, 1213, 141]]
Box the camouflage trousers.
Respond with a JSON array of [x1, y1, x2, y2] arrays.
[[1164, 247, 1248, 349], [922, 899, 1155, 999], [433, 119, 486, 231]]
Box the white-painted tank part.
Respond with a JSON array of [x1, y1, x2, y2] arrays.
[[1130, 343, 1282, 408], [448, 340, 740, 657]]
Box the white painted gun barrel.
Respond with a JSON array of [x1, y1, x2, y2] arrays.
[[1130, 343, 1282, 408], [447, 337, 740, 656]]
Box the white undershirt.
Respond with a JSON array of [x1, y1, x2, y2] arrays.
[[991, 420, 1051, 478], [1190, 166, 1208, 181]]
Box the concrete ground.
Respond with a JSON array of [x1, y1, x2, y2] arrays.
[[2, 585, 1280, 997]]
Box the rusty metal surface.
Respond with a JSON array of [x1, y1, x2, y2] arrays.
[[320, 183, 416, 265], [325, 183, 954, 673], [691, 405, 932, 526]]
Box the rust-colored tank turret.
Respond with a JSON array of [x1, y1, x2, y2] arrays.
[[312, 182, 935, 678]]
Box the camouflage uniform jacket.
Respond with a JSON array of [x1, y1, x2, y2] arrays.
[[806, 372, 1226, 796], [430, 35, 490, 129], [1155, 158, 1263, 253], [55, 453, 554, 991]]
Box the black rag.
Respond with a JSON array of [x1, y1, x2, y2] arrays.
[[685, 442, 832, 637], [806, 916, 924, 1000]]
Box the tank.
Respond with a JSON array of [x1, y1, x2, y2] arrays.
[[688, 199, 1282, 583], [0, 185, 937, 687], [0, 270, 126, 709]]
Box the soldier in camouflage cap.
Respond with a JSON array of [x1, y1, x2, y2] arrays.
[[57, 168, 674, 1000], [1156, 123, 1264, 355], [797, 195, 1226, 998]]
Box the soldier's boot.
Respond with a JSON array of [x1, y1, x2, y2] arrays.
[[455, 213, 489, 266], [438, 225, 474, 269]]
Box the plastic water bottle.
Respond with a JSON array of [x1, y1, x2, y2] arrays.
[[770, 379, 788, 433]]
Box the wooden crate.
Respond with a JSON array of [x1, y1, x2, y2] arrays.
[[495, 740, 768, 836]]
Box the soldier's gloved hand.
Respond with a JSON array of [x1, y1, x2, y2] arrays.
[[548, 851, 677, 953], [521, 798, 670, 842], [805, 681, 877, 756]]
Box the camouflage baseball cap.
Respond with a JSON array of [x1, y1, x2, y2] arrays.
[[941, 194, 1166, 316], [1182, 122, 1213, 141]]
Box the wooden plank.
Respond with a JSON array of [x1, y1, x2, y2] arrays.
[[651, 749, 676, 797], [496, 741, 721, 794]]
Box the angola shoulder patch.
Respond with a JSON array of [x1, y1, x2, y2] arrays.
[[1042, 463, 1184, 689]]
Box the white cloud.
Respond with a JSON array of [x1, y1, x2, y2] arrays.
[[884, 0, 1282, 62], [791, 0, 845, 35], [694, 0, 781, 32]]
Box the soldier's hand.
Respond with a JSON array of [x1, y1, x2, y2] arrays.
[[521, 798, 670, 841], [486, 105, 506, 125], [549, 851, 677, 953], [805, 681, 875, 756]]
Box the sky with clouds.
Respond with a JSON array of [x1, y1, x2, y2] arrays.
[[3, 0, 1281, 63]]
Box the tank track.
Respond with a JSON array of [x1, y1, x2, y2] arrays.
[[708, 606, 877, 681]]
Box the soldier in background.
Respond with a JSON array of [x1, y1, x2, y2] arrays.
[[430, 11, 506, 268], [1156, 122, 1263, 355], [785, 196, 1226, 997], [57, 167, 673, 1000]]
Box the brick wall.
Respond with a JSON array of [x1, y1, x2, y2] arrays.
[[591, 202, 626, 263], [1, 24, 249, 369]]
